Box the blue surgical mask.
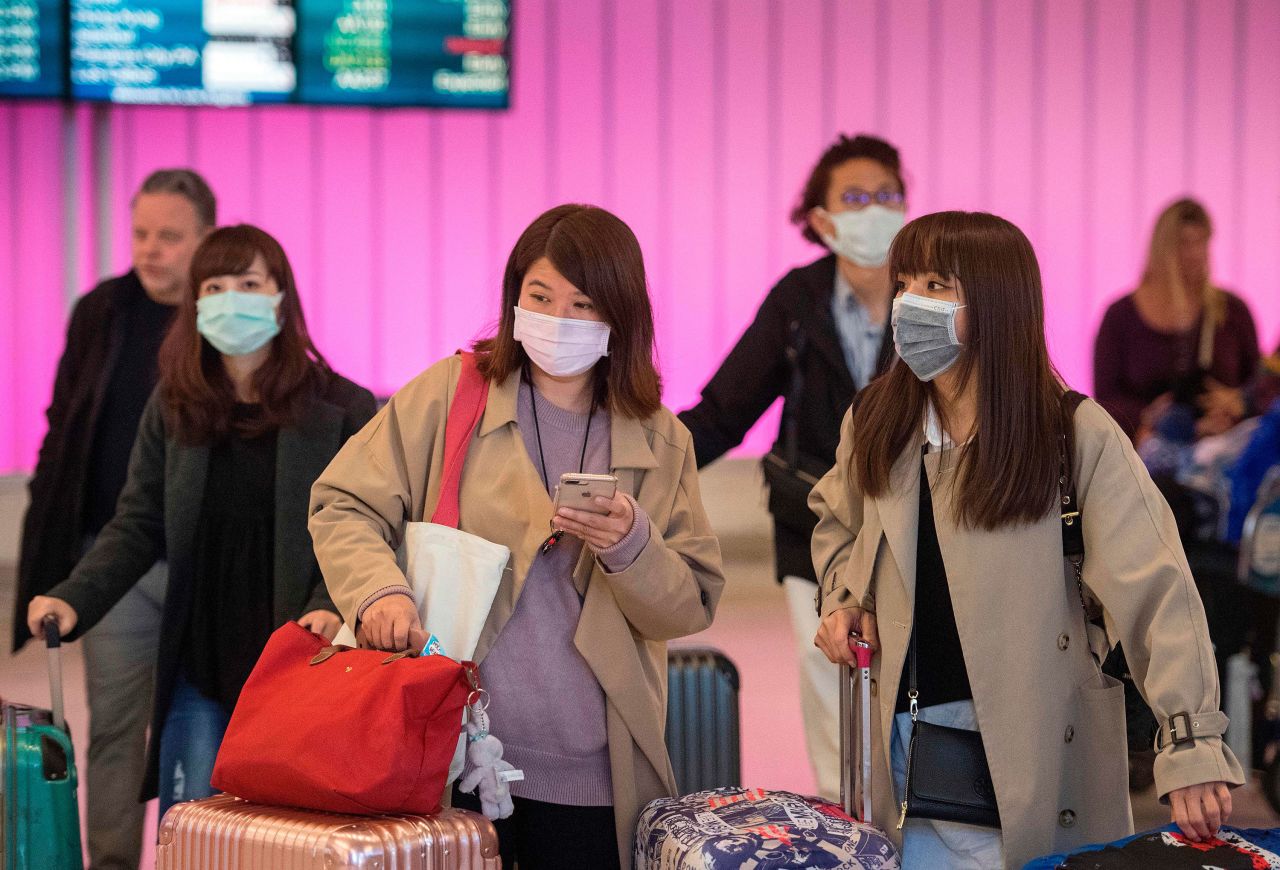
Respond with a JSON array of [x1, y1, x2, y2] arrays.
[[892, 294, 966, 381], [196, 291, 283, 356]]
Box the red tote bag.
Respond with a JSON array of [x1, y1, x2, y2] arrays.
[[211, 621, 478, 815]]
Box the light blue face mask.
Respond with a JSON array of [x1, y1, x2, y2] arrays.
[[196, 290, 283, 356]]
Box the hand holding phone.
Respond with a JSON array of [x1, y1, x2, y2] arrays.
[[548, 473, 633, 553]]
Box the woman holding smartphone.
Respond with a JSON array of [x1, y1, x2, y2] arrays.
[[812, 211, 1242, 869], [310, 204, 725, 870]]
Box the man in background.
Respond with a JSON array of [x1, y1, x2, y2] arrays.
[[13, 169, 216, 869]]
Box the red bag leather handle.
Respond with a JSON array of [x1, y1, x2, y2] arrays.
[[429, 352, 489, 529]]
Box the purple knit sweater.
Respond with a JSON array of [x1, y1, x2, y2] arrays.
[[461, 382, 649, 807]]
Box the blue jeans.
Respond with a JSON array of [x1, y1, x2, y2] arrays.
[[890, 700, 1005, 870], [158, 674, 231, 821]]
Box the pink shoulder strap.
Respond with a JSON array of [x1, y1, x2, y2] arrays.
[[429, 352, 489, 529]]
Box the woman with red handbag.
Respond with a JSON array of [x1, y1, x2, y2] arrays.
[[27, 225, 376, 822], [310, 204, 726, 870]]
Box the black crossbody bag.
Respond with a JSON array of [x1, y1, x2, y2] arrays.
[[761, 320, 826, 536], [899, 391, 1093, 831]]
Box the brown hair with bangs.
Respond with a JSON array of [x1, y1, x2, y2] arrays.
[[851, 211, 1068, 530], [474, 204, 662, 419], [158, 224, 332, 444]]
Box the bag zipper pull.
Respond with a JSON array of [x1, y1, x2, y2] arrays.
[[897, 801, 908, 830]]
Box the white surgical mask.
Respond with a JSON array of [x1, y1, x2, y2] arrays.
[[817, 205, 906, 268], [513, 306, 611, 377], [892, 293, 966, 382]]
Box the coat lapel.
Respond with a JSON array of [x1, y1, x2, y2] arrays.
[[802, 258, 857, 394], [275, 397, 344, 621], [877, 434, 926, 604]]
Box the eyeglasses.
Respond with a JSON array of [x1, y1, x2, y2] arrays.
[[839, 190, 905, 208]]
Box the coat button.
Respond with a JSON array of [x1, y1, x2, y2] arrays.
[[1059, 809, 1076, 828], [1057, 633, 1070, 651], [870, 678, 879, 697], [1064, 725, 1075, 743]]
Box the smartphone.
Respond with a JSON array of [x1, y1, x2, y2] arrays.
[[552, 473, 618, 515]]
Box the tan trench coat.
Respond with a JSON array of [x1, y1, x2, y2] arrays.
[[811, 398, 1245, 869], [309, 355, 725, 868]]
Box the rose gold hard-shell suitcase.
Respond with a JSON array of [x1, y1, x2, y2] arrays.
[[156, 794, 500, 869]]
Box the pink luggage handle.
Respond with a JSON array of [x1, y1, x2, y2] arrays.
[[840, 635, 874, 825]]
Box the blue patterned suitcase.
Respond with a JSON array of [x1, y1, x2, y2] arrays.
[[634, 787, 899, 870]]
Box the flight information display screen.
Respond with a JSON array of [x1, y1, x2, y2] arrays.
[[0, 0, 65, 98], [296, 0, 508, 108], [69, 0, 297, 105]]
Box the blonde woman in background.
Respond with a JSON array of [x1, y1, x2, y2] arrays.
[[1093, 198, 1259, 445]]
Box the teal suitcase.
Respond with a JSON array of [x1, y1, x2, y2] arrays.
[[1, 617, 83, 869]]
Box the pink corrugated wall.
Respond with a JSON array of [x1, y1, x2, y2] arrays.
[[2, 0, 1279, 473]]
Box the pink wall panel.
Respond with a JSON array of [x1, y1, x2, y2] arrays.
[[13, 105, 65, 469], [659, 0, 717, 411], [1039, 0, 1089, 383], [1188, 1, 1241, 294], [375, 112, 435, 390], [1, 106, 15, 468], [933, 0, 984, 213], [5, 0, 1280, 472], [314, 111, 376, 382], [1088, 0, 1141, 351], [1239, 0, 1280, 352]]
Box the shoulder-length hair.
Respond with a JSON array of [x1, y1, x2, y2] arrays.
[[1140, 198, 1223, 350], [851, 211, 1068, 530], [158, 224, 332, 444], [474, 204, 663, 419]]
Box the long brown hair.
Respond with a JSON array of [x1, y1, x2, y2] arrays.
[[851, 211, 1067, 530], [474, 204, 663, 419], [158, 224, 332, 443]]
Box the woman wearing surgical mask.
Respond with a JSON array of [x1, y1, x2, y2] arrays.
[[310, 204, 724, 870], [27, 225, 376, 821], [679, 133, 907, 800], [812, 212, 1243, 869]]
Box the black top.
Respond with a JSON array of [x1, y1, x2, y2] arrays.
[[182, 404, 278, 710], [678, 255, 894, 582], [83, 291, 175, 534], [896, 455, 973, 714]]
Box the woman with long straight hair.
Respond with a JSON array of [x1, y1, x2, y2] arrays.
[[1094, 198, 1259, 444], [28, 224, 376, 820], [813, 211, 1243, 868], [310, 204, 724, 870]]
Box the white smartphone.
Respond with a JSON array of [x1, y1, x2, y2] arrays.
[[552, 472, 618, 515]]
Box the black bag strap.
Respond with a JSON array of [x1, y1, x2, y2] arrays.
[[780, 319, 808, 468], [1059, 390, 1090, 614]]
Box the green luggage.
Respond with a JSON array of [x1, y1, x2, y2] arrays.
[[1, 616, 83, 869]]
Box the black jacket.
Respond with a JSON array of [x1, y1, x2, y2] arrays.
[[678, 255, 893, 582], [14, 271, 160, 651], [45, 375, 376, 800]]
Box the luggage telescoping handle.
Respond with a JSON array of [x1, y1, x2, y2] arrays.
[[839, 635, 874, 823], [43, 614, 66, 732]]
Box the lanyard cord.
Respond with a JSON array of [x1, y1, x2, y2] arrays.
[[525, 370, 594, 493]]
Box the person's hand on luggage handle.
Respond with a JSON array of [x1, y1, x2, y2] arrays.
[[555, 492, 635, 551], [27, 595, 78, 640], [815, 605, 879, 666], [356, 593, 423, 652], [297, 609, 342, 642], [1170, 781, 1232, 842]]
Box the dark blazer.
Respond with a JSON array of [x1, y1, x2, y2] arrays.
[[678, 255, 893, 582], [45, 373, 376, 800], [14, 270, 160, 651]]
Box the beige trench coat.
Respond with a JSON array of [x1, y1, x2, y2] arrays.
[[309, 355, 725, 868], [811, 398, 1245, 869]]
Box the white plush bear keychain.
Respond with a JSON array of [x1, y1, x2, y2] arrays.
[[458, 699, 521, 820]]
